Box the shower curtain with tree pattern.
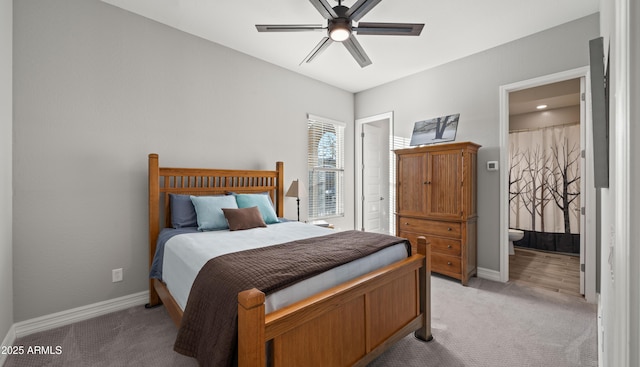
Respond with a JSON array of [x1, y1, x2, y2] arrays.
[[509, 123, 581, 253]]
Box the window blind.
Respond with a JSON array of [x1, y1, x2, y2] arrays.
[[307, 115, 345, 220]]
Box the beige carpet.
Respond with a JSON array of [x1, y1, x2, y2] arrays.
[[4, 276, 597, 367], [369, 275, 597, 367]]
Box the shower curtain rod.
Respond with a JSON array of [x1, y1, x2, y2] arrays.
[[509, 121, 579, 134]]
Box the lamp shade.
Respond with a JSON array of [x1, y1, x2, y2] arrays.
[[285, 179, 305, 199]]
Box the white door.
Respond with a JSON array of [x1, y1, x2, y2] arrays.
[[362, 123, 389, 234], [579, 75, 597, 297]]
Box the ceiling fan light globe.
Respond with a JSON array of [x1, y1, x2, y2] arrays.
[[328, 18, 351, 42], [330, 28, 351, 41]]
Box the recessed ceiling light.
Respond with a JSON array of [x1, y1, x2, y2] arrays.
[[536, 104, 548, 110]]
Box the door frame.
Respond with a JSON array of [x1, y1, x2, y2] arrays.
[[498, 67, 597, 303], [355, 112, 394, 232]]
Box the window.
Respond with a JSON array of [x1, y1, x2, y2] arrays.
[[307, 114, 345, 220]]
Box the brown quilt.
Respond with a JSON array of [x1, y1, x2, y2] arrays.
[[173, 229, 410, 367]]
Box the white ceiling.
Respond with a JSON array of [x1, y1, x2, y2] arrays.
[[101, 0, 599, 93], [510, 78, 581, 115]]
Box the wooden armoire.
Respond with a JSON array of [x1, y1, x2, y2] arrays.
[[395, 141, 480, 285]]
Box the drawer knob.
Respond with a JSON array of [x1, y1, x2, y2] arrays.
[[447, 261, 452, 265], [447, 227, 452, 231], [405, 222, 409, 226], [447, 245, 452, 249]]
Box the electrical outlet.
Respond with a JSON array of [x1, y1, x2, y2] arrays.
[[112, 268, 123, 283]]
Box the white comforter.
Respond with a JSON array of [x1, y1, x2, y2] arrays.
[[162, 221, 408, 313]]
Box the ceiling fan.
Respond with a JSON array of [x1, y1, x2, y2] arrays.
[[256, 0, 424, 68]]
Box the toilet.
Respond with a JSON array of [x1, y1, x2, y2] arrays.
[[508, 229, 524, 255]]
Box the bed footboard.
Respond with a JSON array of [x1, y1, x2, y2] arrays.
[[238, 237, 432, 367]]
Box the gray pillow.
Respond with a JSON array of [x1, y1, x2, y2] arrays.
[[169, 194, 197, 228]]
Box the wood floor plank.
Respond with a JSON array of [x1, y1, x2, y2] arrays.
[[509, 247, 582, 298]]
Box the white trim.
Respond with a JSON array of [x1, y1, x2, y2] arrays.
[[498, 83, 511, 283], [355, 111, 394, 231], [498, 67, 597, 303], [13, 291, 148, 338], [579, 76, 586, 295], [0, 324, 16, 366], [612, 0, 630, 365], [598, 293, 603, 367], [476, 267, 502, 282]]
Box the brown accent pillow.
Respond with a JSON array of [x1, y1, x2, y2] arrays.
[[222, 206, 267, 231]]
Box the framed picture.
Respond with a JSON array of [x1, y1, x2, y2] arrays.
[[409, 113, 460, 146]]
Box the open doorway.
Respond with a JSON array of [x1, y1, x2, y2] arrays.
[[499, 68, 596, 303], [508, 78, 583, 297], [355, 112, 394, 234]]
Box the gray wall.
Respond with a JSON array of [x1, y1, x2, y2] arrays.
[[13, 0, 354, 322], [0, 0, 14, 341], [355, 14, 599, 272]]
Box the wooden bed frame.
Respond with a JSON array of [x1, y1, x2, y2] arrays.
[[147, 153, 432, 366]]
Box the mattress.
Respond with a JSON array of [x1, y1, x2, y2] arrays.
[[161, 221, 409, 313]]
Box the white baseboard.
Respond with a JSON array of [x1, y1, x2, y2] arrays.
[[13, 291, 149, 339], [477, 267, 503, 282], [0, 323, 16, 366]]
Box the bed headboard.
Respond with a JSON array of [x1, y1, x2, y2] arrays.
[[147, 153, 284, 305]]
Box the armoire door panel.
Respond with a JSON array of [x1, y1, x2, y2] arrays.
[[426, 150, 462, 219], [396, 152, 427, 216]]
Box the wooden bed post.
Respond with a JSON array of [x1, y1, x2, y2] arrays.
[[275, 161, 284, 218], [415, 236, 433, 341], [147, 153, 160, 307], [238, 288, 266, 367]]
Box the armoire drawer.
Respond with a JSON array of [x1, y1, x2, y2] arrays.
[[428, 236, 462, 257], [431, 253, 462, 276], [398, 217, 461, 238]]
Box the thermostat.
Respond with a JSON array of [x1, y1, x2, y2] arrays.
[[487, 161, 499, 171]]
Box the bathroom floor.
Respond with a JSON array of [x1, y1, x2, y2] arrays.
[[509, 247, 582, 298]]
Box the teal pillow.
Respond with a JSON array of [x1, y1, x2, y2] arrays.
[[190, 195, 238, 231], [234, 194, 280, 224]]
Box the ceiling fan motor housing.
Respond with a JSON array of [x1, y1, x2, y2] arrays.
[[328, 5, 352, 41]]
